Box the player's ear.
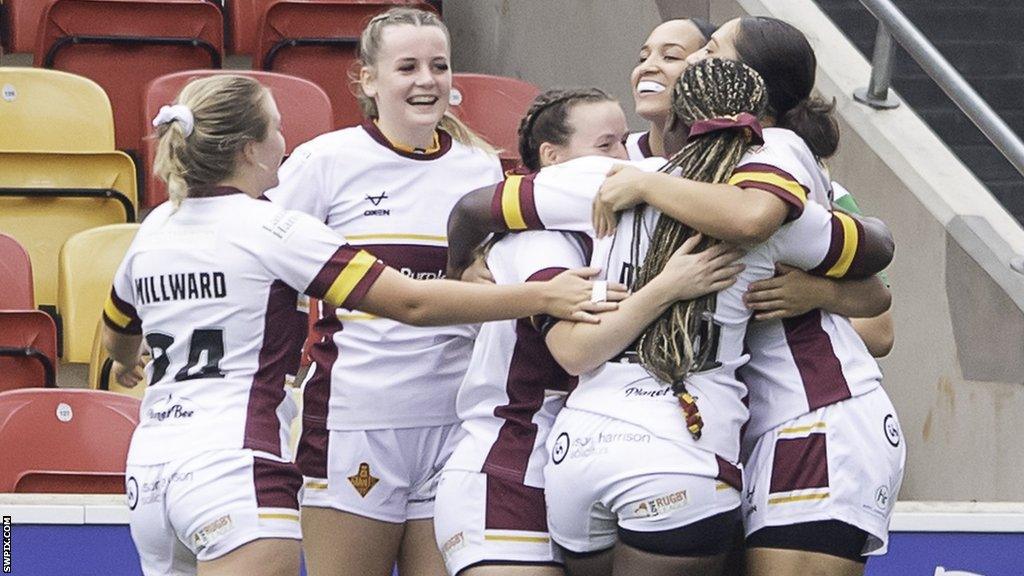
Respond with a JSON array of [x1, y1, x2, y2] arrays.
[[360, 65, 378, 100], [538, 141, 560, 168]]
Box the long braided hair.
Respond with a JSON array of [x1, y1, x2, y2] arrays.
[[517, 87, 616, 172], [631, 58, 768, 438]]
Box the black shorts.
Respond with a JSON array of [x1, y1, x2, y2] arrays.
[[747, 520, 869, 563]]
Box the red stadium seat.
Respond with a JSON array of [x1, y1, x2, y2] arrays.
[[3, 0, 49, 53], [35, 0, 225, 156], [450, 73, 541, 170], [0, 311, 58, 390], [254, 0, 434, 129], [0, 388, 139, 493], [141, 69, 333, 208], [0, 233, 35, 311]]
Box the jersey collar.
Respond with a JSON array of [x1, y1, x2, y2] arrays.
[[188, 185, 247, 198], [362, 120, 453, 161]]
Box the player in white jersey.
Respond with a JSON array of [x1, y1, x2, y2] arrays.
[[626, 18, 716, 162], [449, 59, 895, 576], [103, 75, 623, 576], [511, 19, 901, 575], [262, 8, 516, 576], [435, 88, 742, 576]]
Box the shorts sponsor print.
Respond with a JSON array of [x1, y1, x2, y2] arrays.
[[544, 408, 741, 553], [434, 470, 560, 575], [127, 449, 301, 574]]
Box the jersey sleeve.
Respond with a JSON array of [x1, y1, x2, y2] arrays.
[[264, 143, 330, 220], [489, 231, 592, 334], [771, 200, 893, 280], [491, 156, 666, 233], [255, 208, 387, 310], [103, 251, 143, 335]]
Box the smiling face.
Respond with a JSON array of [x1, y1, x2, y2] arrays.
[[543, 100, 629, 166], [359, 23, 452, 146], [631, 19, 709, 124]]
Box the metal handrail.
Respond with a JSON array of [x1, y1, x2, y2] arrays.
[[853, 0, 1024, 179]]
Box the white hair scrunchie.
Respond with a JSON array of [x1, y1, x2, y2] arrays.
[[152, 104, 195, 137]]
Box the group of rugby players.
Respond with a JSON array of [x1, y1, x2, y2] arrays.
[[102, 7, 904, 576]]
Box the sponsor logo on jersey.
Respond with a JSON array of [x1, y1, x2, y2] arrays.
[[884, 414, 901, 447], [139, 471, 194, 505], [348, 462, 379, 497], [192, 514, 234, 551], [399, 267, 445, 280], [364, 191, 390, 216], [551, 432, 569, 464], [874, 485, 890, 510], [126, 477, 139, 510], [262, 210, 301, 240], [628, 490, 688, 519], [365, 191, 389, 206], [441, 531, 465, 558], [146, 395, 197, 424]]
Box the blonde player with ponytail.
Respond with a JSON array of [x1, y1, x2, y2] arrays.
[[265, 7, 512, 576], [106, 75, 615, 576]]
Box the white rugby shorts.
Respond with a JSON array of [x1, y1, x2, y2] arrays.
[[126, 449, 302, 575], [434, 470, 562, 575], [298, 424, 457, 522], [742, 386, 907, 555], [543, 408, 742, 553]]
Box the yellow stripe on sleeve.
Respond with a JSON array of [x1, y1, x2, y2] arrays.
[[104, 295, 132, 329], [324, 250, 379, 307], [728, 172, 808, 203], [501, 176, 528, 230], [827, 212, 860, 278]]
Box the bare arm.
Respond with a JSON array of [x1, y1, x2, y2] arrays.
[[546, 238, 744, 375], [447, 184, 505, 279], [745, 267, 891, 320], [102, 325, 146, 388], [593, 166, 789, 244], [852, 311, 895, 358], [349, 266, 626, 327]]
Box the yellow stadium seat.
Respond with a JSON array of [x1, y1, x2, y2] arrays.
[[0, 151, 137, 309], [59, 224, 140, 364], [0, 68, 116, 151], [89, 319, 146, 399]]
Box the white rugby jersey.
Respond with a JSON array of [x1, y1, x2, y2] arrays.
[[733, 161, 883, 454], [267, 122, 503, 430], [444, 230, 591, 488], [488, 154, 888, 470], [103, 190, 386, 465], [625, 131, 655, 161]]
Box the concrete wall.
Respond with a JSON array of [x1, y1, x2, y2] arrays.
[[446, 0, 1024, 501], [444, 0, 708, 129]]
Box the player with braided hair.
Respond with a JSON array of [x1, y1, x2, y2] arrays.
[[446, 57, 895, 576], [434, 86, 742, 576]]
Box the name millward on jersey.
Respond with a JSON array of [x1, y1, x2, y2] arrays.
[[134, 272, 227, 305]]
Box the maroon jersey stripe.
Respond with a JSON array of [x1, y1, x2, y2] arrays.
[[296, 301, 341, 478], [306, 246, 367, 300], [245, 281, 307, 457], [809, 214, 846, 276], [769, 433, 829, 493], [481, 268, 576, 483], [518, 173, 542, 229], [253, 456, 302, 509], [716, 455, 743, 491], [782, 310, 852, 410], [485, 473, 549, 532]]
